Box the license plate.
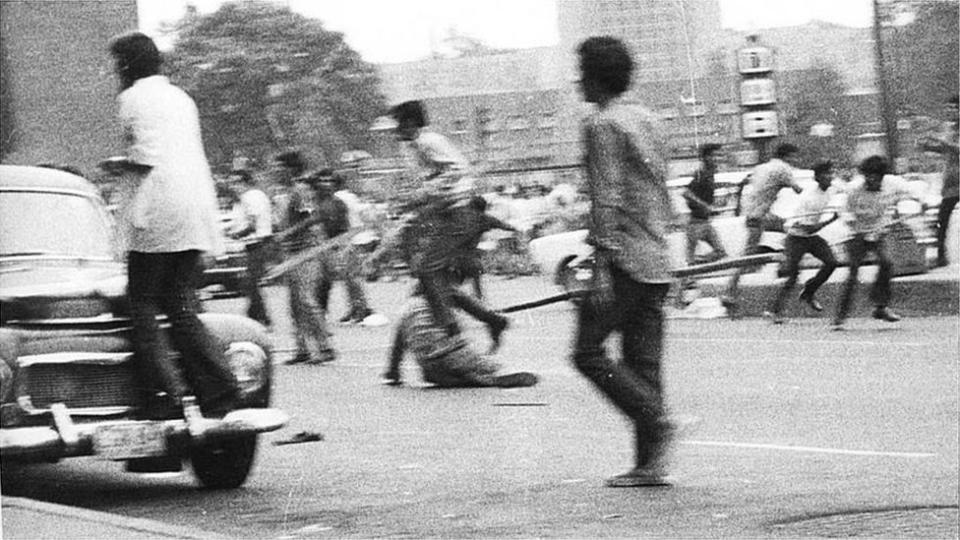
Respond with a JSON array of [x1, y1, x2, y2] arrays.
[[93, 422, 168, 460]]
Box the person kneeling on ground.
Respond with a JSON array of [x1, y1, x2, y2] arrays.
[[381, 279, 538, 389]]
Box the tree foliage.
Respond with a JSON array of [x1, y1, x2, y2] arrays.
[[883, 0, 959, 117], [162, 1, 387, 171], [780, 62, 856, 167]]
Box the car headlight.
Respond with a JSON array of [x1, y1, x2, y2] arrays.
[[225, 341, 267, 397]]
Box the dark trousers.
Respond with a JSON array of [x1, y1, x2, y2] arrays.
[[770, 234, 838, 314], [835, 234, 893, 321], [417, 268, 504, 336], [127, 250, 239, 414], [572, 263, 670, 469], [244, 240, 271, 326], [937, 195, 958, 264]]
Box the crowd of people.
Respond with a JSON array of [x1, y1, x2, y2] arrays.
[[99, 30, 957, 489]]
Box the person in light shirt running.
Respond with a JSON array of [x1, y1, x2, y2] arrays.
[[833, 155, 923, 330], [765, 160, 840, 323], [721, 143, 803, 316]]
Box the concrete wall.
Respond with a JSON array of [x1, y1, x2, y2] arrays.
[[0, 1, 138, 177]]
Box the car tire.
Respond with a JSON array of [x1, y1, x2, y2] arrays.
[[190, 434, 258, 489]]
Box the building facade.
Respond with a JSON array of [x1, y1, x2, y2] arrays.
[[0, 1, 138, 175]]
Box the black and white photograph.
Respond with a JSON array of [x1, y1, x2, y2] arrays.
[[0, 0, 957, 537]]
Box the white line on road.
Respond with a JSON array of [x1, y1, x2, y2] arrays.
[[682, 440, 936, 458]]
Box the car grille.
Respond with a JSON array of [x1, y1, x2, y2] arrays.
[[21, 357, 137, 410]]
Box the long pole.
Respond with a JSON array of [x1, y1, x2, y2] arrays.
[[873, 0, 898, 163]]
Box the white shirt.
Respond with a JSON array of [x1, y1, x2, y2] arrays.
[[785, 185, 834, 237], [845, 174, 915, 237], [334, 189, 364, 229], [116, 75, 224, 255], [233, 187, 273, 241]]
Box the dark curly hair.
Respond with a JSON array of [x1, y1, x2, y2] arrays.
[[108, 32, 162, 90], [858, 155, 888, 177], [577, 36, 633, 96]]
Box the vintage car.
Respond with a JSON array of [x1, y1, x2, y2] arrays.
[[0, 165, 287, 489], [529, 170, 940, 295]]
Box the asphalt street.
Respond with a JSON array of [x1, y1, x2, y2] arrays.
[[2, 275, 958, 538]]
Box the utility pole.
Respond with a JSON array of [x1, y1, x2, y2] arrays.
[[873, 0, 899, 163]]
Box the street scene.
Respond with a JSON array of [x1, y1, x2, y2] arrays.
[[2, 277, 958, 538], [1, 0, 958, 538]]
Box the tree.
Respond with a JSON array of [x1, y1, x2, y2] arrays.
[[162, 1, 387, 170], [882, 0, 959, 117], [779, 62, 856, 167]]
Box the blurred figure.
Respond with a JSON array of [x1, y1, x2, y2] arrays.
[[574, 36, 675, 488], [381, 273, 538, 389], [228, 169, 273, 327], [107, 32, 239, 418], [765, 160, 839, 323], [390, 99, 509, 353], [833, 156, 923, 330], [678, 143, 728, 302], [271, 151, 336, 365], [448, 195, 517, 300], [721, 143, 803, 316], [920, 95, 959, 267], [328, 171, 377, 323]]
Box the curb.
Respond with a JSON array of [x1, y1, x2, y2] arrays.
[[693, 265, 959, 319], [1, 496, 229, 540]]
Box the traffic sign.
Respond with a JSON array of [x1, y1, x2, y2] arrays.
[[737, 46, 774, 74], [740, 78, 777, 106], [742, 111, 779, 138]]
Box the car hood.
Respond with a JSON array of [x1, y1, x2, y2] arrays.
[[0, 259, 127, 321]]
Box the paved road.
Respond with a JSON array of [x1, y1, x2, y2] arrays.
[[2, 277, 958, 538]]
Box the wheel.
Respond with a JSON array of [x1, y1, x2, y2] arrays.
[[190, 434, 258, 489]]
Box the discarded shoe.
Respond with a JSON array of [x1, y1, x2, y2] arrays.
[[273, 430, 324, 446]]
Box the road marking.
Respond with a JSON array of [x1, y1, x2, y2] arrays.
[[682, 440, 936, 458]]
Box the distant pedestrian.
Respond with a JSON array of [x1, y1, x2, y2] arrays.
[[721, 143, 803, 316], [228, 169, 273, 327], [271, 151, 336, 364], [448, 195, 517, 300], [328, 171, 378, 323], [832, 155, 923, 330], [679, 143, 728, 300], [766, 160, 839, 323], [574, 36, 676, 487], [390, 100, 509, 353], [107, 31, 239, 418], [920, 94, 959, 267]]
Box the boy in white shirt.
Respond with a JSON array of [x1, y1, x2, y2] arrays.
[[766, 160, 839, 323], [833, 155, 921, 329], [228, 169, 273, 326]]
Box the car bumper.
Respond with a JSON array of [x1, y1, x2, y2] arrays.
[[1, 405, 288, 461]]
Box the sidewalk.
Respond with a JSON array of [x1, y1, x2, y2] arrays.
[[1, 496, 227, 540], [677, 261, 959, 319]]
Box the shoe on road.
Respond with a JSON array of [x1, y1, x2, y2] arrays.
[[799, 290, 824, 312], [872, 306, 901, 322], [605, 467, 671, 488]]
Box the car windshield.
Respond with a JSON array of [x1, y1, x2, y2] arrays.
[[0, 190, 115, 259]]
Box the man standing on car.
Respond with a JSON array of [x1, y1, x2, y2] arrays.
[[679, 143, 728, 299], [574, 36, 676, 487], [765, 160, 840, 323], [108, 32, 239, 418], [228, 169, 273, 327], [721, 143, 803, 316]]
